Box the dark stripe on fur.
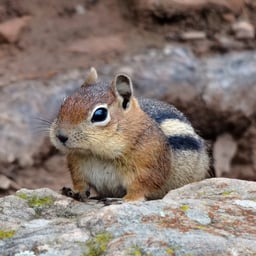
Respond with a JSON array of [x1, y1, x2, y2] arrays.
[[138, 98, 190, 124], [168, 135, 202, 151]]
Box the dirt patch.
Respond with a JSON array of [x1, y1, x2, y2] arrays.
[[0, 0, 164, 85], [0, 0, 255, 84]]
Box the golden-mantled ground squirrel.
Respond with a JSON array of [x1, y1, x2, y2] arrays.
[[50, 67, 210, 201]]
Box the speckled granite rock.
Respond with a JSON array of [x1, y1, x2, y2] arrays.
[[0, 178, 255, 256]]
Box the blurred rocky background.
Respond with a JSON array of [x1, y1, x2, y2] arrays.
[[0, 0, 256, 196]]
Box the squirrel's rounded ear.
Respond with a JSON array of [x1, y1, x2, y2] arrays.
[[83, 67, 98, 87], [112, 73, 133, 110]]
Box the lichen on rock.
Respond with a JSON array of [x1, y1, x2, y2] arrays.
[[0, 178, 256, 255]]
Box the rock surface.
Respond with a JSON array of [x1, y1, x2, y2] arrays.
[[130, 0, 245, 19], [232, 20, 255, 39], [0, 71, 85, 167], [213, 134, 237, 177], [0, 178, 255, 255], [0, 16, 31, 43]]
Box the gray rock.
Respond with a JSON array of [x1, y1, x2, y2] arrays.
[[129, 48, 256, 119], [180, 31, 207, 41], [202, 51, 256, 116], [213, 133, 237, 177], [0, 174, 11, 190], [0, 178, 255, 255], [0, 71, 86, 167], [232, 20, 255, 39]]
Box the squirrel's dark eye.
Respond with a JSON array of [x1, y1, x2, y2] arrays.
[[91, 107, 108, 123]]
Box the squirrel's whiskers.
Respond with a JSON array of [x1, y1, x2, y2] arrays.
[[49, 67, 210, 201]]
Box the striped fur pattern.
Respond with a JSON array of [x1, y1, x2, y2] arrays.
[[139, 98, 209, 196], [50, 68, 209, 201]]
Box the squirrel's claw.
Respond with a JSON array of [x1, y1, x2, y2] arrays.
[[61, 187, 90, 202]]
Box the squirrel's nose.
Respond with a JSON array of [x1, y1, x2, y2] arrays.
[[56, 133, 68, 144]]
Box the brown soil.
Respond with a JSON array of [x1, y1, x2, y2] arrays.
[[0, 0, 164, 85], [0, 0, 255, 85], [0, 0, 255, 195]]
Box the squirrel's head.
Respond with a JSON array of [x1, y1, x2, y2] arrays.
[[50, 67, 140, 158]]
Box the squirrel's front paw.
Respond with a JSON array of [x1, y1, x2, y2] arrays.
[[61, 187, 90, 202]]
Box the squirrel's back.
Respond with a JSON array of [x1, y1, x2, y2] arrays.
[[139, 97, 210, 195], [139, 97, 201, 151]]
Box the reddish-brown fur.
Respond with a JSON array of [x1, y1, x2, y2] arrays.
[[50, 68, 209, 201], [59, 87, 115, 125], [63, 97, 171, 200]]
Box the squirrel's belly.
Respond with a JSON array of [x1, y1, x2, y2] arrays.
[[81, 157, 126, 198]]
